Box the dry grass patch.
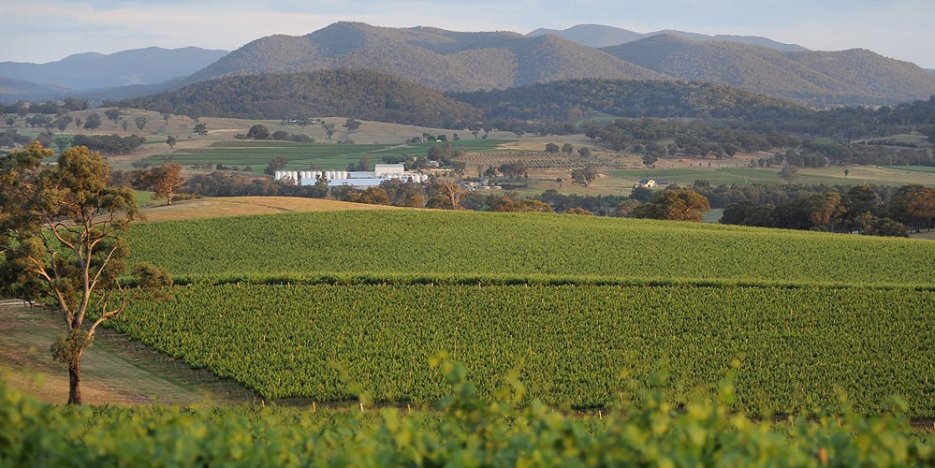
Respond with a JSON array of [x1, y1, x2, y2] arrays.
[[140, 196, 397, 222]]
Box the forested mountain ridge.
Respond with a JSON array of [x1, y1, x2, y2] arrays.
[[528, 24, 807, 51], [603, 34, 935, 106], [116, 69, 482, 128], [186, 22, 669, 92], [454, 79, 807, 122]]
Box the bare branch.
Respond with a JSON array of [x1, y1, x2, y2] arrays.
[[89, 242, 121, 292]]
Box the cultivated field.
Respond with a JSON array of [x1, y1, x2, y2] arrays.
[[114, 282, 934, 415], [112, 209, 935, 419], [144, 139, 507, 170], [128, 210, 935, 285]]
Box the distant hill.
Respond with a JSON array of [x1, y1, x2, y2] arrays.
[[0, 47, 228, 92], [453, 79, 807, 122], [602, 34, 935, 105], [528, 24, 807, 52], [187, 22, 668, 92], [117, 69, 482, 128], [0, 76, 70, 103], [527, 25, 644, 48]]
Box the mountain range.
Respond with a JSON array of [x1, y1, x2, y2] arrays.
[[2, 23, 934, 107], [602, 34, 935, 105], [527, 24, 808, 52], [0, 46, 227, 92], [186, 22, 667, 92]]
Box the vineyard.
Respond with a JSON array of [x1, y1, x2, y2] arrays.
[[4, 368, 933, 466], [127, 210, 935, 286], [111, 282, 935, 416]]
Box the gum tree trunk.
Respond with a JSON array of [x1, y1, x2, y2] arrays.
[[68, 362, 82, 405]]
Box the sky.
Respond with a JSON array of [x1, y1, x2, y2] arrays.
[[1, 0, 933, 68]]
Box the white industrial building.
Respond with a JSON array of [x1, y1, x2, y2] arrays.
[[274, 164, 428, 188]]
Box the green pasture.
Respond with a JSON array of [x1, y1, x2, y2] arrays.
[[145, 139, 509, 170]]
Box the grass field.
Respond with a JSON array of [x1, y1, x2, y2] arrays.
[[0, 301, 253, 405], [143, 139, 509, 170], [127, 210, 935, 286]]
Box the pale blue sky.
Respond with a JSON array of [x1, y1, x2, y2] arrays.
[[1, 0, 933, 67]]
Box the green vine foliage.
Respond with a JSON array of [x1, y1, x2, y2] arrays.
[[1, 361, 933, 466]]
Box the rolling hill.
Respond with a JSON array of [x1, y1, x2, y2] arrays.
[[187, 22, 668, 92], [602, 34, 935, 105], [118, 69, 482, 127], [0, 46, 228, 92], [528, 24, 808, 51], [0, 76, 70, 103]]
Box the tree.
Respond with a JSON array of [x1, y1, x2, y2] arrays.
[[53, 136, 70, 154], [193, 122, 208, 136], [73, 117, 82, 130], [578, 147, 592, 158], [889, 185, 935, 231], [842, 185, 881, 228], [138, 163, 185, 205], [435, 178, 465, 209], [0, 142, 140, 404], [634, 188, 711, 222], [344, 118, 361, 132], [54, 116, 73, 133], [570, 166, 598, 186], [135, 117, 148, 132], [166, 135, 177, 149], [246, 124, 270, 140], [104, 109, 122, 128], [779, 165, 798, 186], [83, 113, 101, 130], [6, 116, 16, 128], [264, 157, 288, 175], [120, 120, 129, 132], [561, 143, 574, 155], [545, 143, 560, 153], [321, 121, 336, 141], [614, 199, 642, 217]]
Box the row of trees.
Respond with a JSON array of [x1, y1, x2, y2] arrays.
[[2, 98, 89, 116], [240, 124, 314, 142], [70, 134, 146, 155], [720, 184, 934, 235]]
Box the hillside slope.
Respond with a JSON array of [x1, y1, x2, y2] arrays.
[[454, 78, 806, 121], [187, 22, 668, 92], [118, 69, 482, 127], [0, 47, 228, 92], [603, 35, 935, 105]]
